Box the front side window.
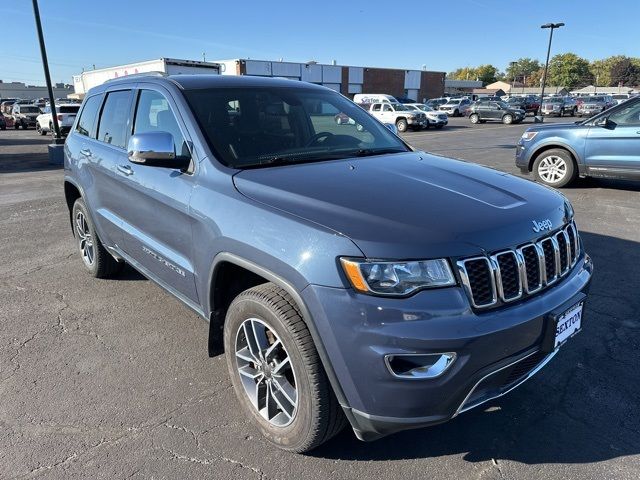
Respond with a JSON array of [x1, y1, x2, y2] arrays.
[[382, 104, 392, 112], [133, 90, 187, 156], [184, 86, 408, 168], [76, 95, 102, 137], [97, 90, 132, 148], [371, 104, 381, 112], [606, 100, 640, 126]]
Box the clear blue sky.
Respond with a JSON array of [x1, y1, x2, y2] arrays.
[[2, 0, 639, 85]]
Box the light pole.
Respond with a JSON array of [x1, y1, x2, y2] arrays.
[[535, 22, 564, 123], [509, 61, 517, 96]]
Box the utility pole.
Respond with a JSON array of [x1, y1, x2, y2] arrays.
[[31, 0, 62, 143], [536, 22, 565, 123]]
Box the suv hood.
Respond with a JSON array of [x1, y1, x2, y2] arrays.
[[233, 152, 569, 259]]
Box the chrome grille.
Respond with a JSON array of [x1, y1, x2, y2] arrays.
[[457, 222, 580, 309]]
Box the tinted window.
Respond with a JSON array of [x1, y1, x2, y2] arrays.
[[183, 87, 408, 168], [76, 95, 102, 137], [607, 100, 640, 126], [59, 105, 80, 114], [371, 104, 381, 112], [133, 90, 187, 156], [97, 90, 132, 148]]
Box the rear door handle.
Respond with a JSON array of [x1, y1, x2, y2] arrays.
[[117, 164, 133, 176], [80, 148, 92, 157]]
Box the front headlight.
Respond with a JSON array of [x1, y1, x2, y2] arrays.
[[340, 258, 456, 296], [521, 131, 538, 141]]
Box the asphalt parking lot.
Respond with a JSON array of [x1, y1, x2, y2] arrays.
[[1, 116, 639, 479]]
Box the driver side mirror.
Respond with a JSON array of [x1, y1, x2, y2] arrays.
[[127, 132, 191, 169], [594, 116, 615, 129], [384, 123, 399, 135]]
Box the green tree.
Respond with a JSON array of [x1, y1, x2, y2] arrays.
[[547, 53, 593, 88], [609, 57, 640, 86], [448, 67, 478, 81], [526, 68, 545, 87], [505, 58, 542, 84], [475, 64, 500, 84]]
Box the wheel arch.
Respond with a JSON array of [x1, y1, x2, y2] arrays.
[[527, 143, 580, 172], [205, 252, 349, 408], [64, 178, 84, 232]]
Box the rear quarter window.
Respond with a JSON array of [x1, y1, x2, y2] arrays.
[[75, 95, 103, 137]]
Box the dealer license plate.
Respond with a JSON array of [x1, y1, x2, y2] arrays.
[[554, 302, 583, 348]]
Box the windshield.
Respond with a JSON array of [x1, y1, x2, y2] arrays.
[[417, 105, 433, 111], [496, 101, 510, 108], [21, 106, 40, 113], [391, 103, 409, 111], [588, 96, 604, 102], [184, 87, 409, 168], [507, 98, 522, 103]]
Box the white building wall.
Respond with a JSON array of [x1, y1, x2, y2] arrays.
[[271, 62, 301, 78], [300, 64, 322, 83]]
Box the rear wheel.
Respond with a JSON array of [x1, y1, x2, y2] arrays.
[[396, 118, 408, 132], [224, 284, 346, 452], [533, 148, 577, 188], [470, 113, 480, 124], [36, 123, 46, 135], [72, 198, 123, 278]]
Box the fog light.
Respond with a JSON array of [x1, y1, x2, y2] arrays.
[[385, 353, 456, 379]]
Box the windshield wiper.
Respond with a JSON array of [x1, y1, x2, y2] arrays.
[[353, 148, 408, 157]]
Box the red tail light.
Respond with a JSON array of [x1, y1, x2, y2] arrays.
[[57, 114, 63, 121]]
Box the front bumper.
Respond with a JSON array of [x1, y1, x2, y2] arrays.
[[301, 254, 593, 440]]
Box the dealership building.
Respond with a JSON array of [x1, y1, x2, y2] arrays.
[[72, 57, 445, 101], [213, 58, 445, 101]]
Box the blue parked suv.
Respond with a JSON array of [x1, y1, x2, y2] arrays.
[[516, 96, 640, 187], [64, 74, 593, 452]]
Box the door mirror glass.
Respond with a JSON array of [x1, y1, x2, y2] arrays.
[[384, 123, 398, 135], [128, 131, 190, 169]]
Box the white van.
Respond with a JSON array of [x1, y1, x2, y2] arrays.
[[352, 93, 397, 105]]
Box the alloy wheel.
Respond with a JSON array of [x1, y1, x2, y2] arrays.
[[75, 211, 95, 266], [537, 155, 567, 184], [235, 318, 298, 427]]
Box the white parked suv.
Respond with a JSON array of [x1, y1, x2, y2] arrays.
[[405, 104, 448, 129], [439, 98, 472, 117], [367, 102, 427, 132], [36, 103, 80, 136]]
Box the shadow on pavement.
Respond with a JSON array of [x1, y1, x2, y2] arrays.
[[311, 231, 640, 465]]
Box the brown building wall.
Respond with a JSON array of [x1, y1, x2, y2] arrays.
[[419, 71, 446, 101], [362, 68, 405, 99], [340, 67, 349, 96]]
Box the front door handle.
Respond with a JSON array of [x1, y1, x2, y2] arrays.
[[80, 148, 92, 157], [117, 164, 133, 176]]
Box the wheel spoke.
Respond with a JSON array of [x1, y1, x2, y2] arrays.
[[272, 356, 290, 375], [236, 346, 258, 363], [242, 322, 262, 361], [250, 320, 270, 357], [238, 364, 262, 380], [269, 382, 294, 419], [271, 376, 297, 410], [264, 339, 281, 361]]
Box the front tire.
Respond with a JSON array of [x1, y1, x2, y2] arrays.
[[36, 123, 46, 135], [395, 118, 408, 133], [502, 114, 513, 125], [532, 148, 577, 188], [224, 284, 345, 452], [72, 198, 123, 278], [469, 113, 480, 124]]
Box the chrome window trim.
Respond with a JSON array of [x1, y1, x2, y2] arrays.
[[456, 257, 497, 308], [490, 251, 522, 302]]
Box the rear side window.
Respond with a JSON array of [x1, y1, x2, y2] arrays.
[[76, 95, 102, 137], [97, 90, 132, 148]]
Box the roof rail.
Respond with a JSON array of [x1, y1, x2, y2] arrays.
[[104, 71, 168, 83]]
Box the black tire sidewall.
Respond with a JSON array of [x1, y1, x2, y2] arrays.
[[224, 294, 317, 450]]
